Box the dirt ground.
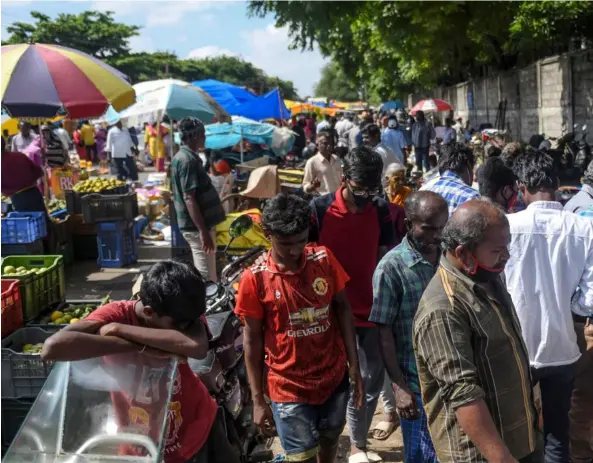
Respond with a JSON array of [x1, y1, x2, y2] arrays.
[[271, 410, 404, 462]]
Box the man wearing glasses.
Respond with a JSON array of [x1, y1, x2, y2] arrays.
[[310, 146, 396, 463]]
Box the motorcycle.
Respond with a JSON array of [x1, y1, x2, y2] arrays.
[[189, 214, 270, 463]]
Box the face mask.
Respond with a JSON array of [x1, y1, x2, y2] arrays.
[[466, 253, 504, 283]]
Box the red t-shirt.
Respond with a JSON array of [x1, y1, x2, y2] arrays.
[[234, 245, 349, 404], [86, 301, 217, 463], [310, 187, 395, 327]]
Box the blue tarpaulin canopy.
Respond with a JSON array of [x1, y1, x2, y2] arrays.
[[192, 79, 256, 112], [231, 88, 291, 121], [380, 100, 405, 111]]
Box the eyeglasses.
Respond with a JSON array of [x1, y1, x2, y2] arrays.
[[347, 181, 381, 197]]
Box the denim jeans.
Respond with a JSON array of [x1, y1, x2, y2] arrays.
[[414, 146, 430, 172], [347, 326, 385, 449], [271, 375, 349, 461], [532, 362, 577, 463]]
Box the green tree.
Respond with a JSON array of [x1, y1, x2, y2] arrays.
[[314, 62, 360, 101], [248, 0, 593, 96], [4, 11, 139, 59]]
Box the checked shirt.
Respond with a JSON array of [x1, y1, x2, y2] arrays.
[[369, 235, 439, 394]]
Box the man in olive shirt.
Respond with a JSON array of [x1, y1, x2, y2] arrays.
[[171, 117, 225, 282], [413, 200, 538, 463]]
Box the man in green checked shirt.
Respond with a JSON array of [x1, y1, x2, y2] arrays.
[[369, 191, 448, 462]]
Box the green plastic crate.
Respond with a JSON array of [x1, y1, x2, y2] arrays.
[[0, 256, 65, 322]]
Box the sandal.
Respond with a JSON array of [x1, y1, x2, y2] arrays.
[[365, 450, 384, 462], [371, 420, 398, 441]]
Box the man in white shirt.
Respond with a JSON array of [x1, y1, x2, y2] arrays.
[[105, 120, 138, 181], [302, 131, 342, 196], [11, 121, 36, 152], [335, 114, 354, 150], [362, 123, 398, 177], [505, 151, 593, 463], [316, 114, 330, 134]]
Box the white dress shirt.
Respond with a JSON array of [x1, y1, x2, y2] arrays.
[[106, 126, 135, 159], [505, 201, 593, 368], [302, 152, 343, 195]]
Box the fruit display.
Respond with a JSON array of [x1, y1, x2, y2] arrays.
[[2, 265, 48, 277], [22, 343, 44, 354], [46, 199, 67, 215], [73, 178, 125, 194], [37, 295, 110, 326]]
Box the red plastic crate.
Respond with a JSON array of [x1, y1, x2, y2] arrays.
[[1, 280, 23, 338]]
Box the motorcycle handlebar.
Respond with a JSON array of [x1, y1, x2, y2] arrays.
[[221, 246, 266, 281]]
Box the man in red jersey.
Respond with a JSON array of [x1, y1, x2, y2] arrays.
[[309, 145, 396, 462], [235, 194, 364, 463], [41, 261, 239, 463]]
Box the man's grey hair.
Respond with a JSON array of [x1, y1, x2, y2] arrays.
[[441, 199, 508, 252]]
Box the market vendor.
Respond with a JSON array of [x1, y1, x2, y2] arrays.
[[171, 117, 225, 282], [1, 137, 45, 212]]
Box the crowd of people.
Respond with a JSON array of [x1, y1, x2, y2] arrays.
[[235, 114, 593, 463], [5, 109, 592, 463]]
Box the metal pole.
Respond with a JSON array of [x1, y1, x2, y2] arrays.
[[240, 127, 244, 164]]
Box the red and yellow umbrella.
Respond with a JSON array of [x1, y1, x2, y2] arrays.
[[1, 43, 135, 119]]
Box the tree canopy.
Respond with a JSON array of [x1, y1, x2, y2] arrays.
[[313, 62, 360, 101], [2, 10, 300, 100], [249, 0, 593, 101]]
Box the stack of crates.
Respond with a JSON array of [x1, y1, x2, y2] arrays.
[[76, 187, 139, 268], [1, 212, 47, 256]]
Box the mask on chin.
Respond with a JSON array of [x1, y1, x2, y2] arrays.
[[465, 253, 504, 282]]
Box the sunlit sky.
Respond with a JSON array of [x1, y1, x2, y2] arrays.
[[1, 0, 327, 97]]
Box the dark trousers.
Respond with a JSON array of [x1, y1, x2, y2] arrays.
[[415, 146, 430, 172], [532, 362, 577, 463], [185, 409, 240, 463], [114, 156, 138, 181], [85, 144, 98, 163]]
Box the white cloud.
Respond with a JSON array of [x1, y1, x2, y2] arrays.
[[90, 1, 140, 17], [240, 24, 327, 98], [145, 1, 224, 27], [128, 34, 155, 53], [187, 45, 237, 60]]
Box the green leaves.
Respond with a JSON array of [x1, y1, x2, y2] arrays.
[[248, 0, 593, 98]]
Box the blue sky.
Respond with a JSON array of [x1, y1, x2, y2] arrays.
[[1, 0, 327, 97]]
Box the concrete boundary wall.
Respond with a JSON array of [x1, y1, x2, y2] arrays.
[[406, 49, 593, 143]]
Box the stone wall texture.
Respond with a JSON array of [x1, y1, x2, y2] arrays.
[[406, 49, 593, 142]]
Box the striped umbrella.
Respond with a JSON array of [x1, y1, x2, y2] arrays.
[[1, 43, 135, 119], [410, 98, 453, 115]]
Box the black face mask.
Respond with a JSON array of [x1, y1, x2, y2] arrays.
[[352, 194, 373, 209]]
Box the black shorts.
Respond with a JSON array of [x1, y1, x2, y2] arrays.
[[185, 409, 240, 463]]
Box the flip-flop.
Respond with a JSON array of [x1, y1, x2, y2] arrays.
[[365, 450, 384, 462], [348, 453, 370, 463], [371, 420, 398, 440]]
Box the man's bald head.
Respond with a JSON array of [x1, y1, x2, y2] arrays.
[[442, 200, 508, 252], [404, 191, 448, 223]]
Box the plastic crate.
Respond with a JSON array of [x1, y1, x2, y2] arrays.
[[56, 240, 74, 266], [1, 327, 54, 398], [0, 256, 65, 322], [27, 299, 104, 331], [81, 192, 139, 223], [1, 240, 44, 256], [73, 235, 99, 260], [1, 398, 35, 454], [65, 185, 129, 214], [1, 280, 23, 339], [96, 221, 137, 268], [1, 212, 47, 244], [53, 214, 72, 245], [134, 215, 149, 239]]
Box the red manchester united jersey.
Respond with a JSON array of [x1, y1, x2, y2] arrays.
[[235, 245, 349, 404]]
